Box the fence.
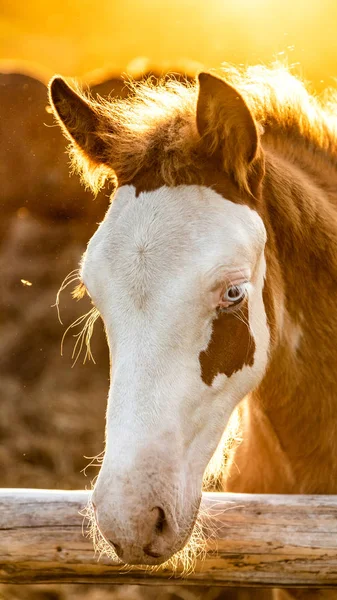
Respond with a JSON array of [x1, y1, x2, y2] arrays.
[[1, 489, 337, 588]]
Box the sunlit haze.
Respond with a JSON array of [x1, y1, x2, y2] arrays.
[[1, 0, 336, 90]]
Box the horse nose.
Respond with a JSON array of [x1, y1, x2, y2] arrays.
[[97, 505, 174, 564]]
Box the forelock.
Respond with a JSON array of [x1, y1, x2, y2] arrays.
[[69, 64, 337, 194]]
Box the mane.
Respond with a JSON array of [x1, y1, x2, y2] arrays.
[[70, 64, 337, 194]]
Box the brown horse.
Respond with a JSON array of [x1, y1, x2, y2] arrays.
[[49, 65, 337, 599]]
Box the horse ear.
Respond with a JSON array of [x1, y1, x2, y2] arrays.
[[48, 76, 111, 167], [196, 72, 263, 194]]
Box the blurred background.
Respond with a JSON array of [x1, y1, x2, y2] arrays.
[[1, 0, 337, 89], [1, 1, 337, 599]]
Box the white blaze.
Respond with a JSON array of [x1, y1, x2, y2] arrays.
[[82, 184, 270, 562]]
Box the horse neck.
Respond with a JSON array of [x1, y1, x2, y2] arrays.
[[253, 144, 337, 493]]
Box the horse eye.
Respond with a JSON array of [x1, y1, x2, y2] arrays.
[[223, 284, 246, 305]]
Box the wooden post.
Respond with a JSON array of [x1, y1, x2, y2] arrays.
[[1, 489, 337, 587]]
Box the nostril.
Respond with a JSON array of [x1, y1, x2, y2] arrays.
[[142, 507, 169, 559], [143, 544, 162, 558], [109, 540, 122, 557], [153, 506, 166, 535]]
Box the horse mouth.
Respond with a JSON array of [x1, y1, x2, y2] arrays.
[[107, 498, 202, 568]]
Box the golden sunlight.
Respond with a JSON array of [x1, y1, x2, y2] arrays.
[[1, 0, 337, 90], [2, 0, 337, 589]]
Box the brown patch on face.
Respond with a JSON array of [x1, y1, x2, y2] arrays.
[[130, 156, 256, 208], [199, 302, 256, 386], [131, 167, 166, 196]]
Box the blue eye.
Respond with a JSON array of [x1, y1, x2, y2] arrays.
[[223, 284, 246, 304]]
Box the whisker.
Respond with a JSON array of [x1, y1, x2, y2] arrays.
[[64, 307, 100, 367], [57, 283, 100, 367], [82, 451, 105, 476], [202, 408, 242, 491], [60, 310, 91, 355], [53, 269, 81, 325], [80, 498, 121, 563]]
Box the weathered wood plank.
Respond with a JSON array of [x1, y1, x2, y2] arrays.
[[1, 489, 337, 587]]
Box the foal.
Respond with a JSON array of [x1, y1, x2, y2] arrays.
[[49, 66, 337, 599]]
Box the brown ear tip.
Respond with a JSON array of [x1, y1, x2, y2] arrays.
[[48, 76, 73, 103], [49, 75, 64, 89], [198, 72, 210, 84]]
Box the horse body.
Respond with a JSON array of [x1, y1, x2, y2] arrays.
[[225, 139, 337, 496], [49, 65, 337, 597]]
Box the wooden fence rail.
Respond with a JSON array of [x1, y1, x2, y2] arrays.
[[1, 489, 337, 587]]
